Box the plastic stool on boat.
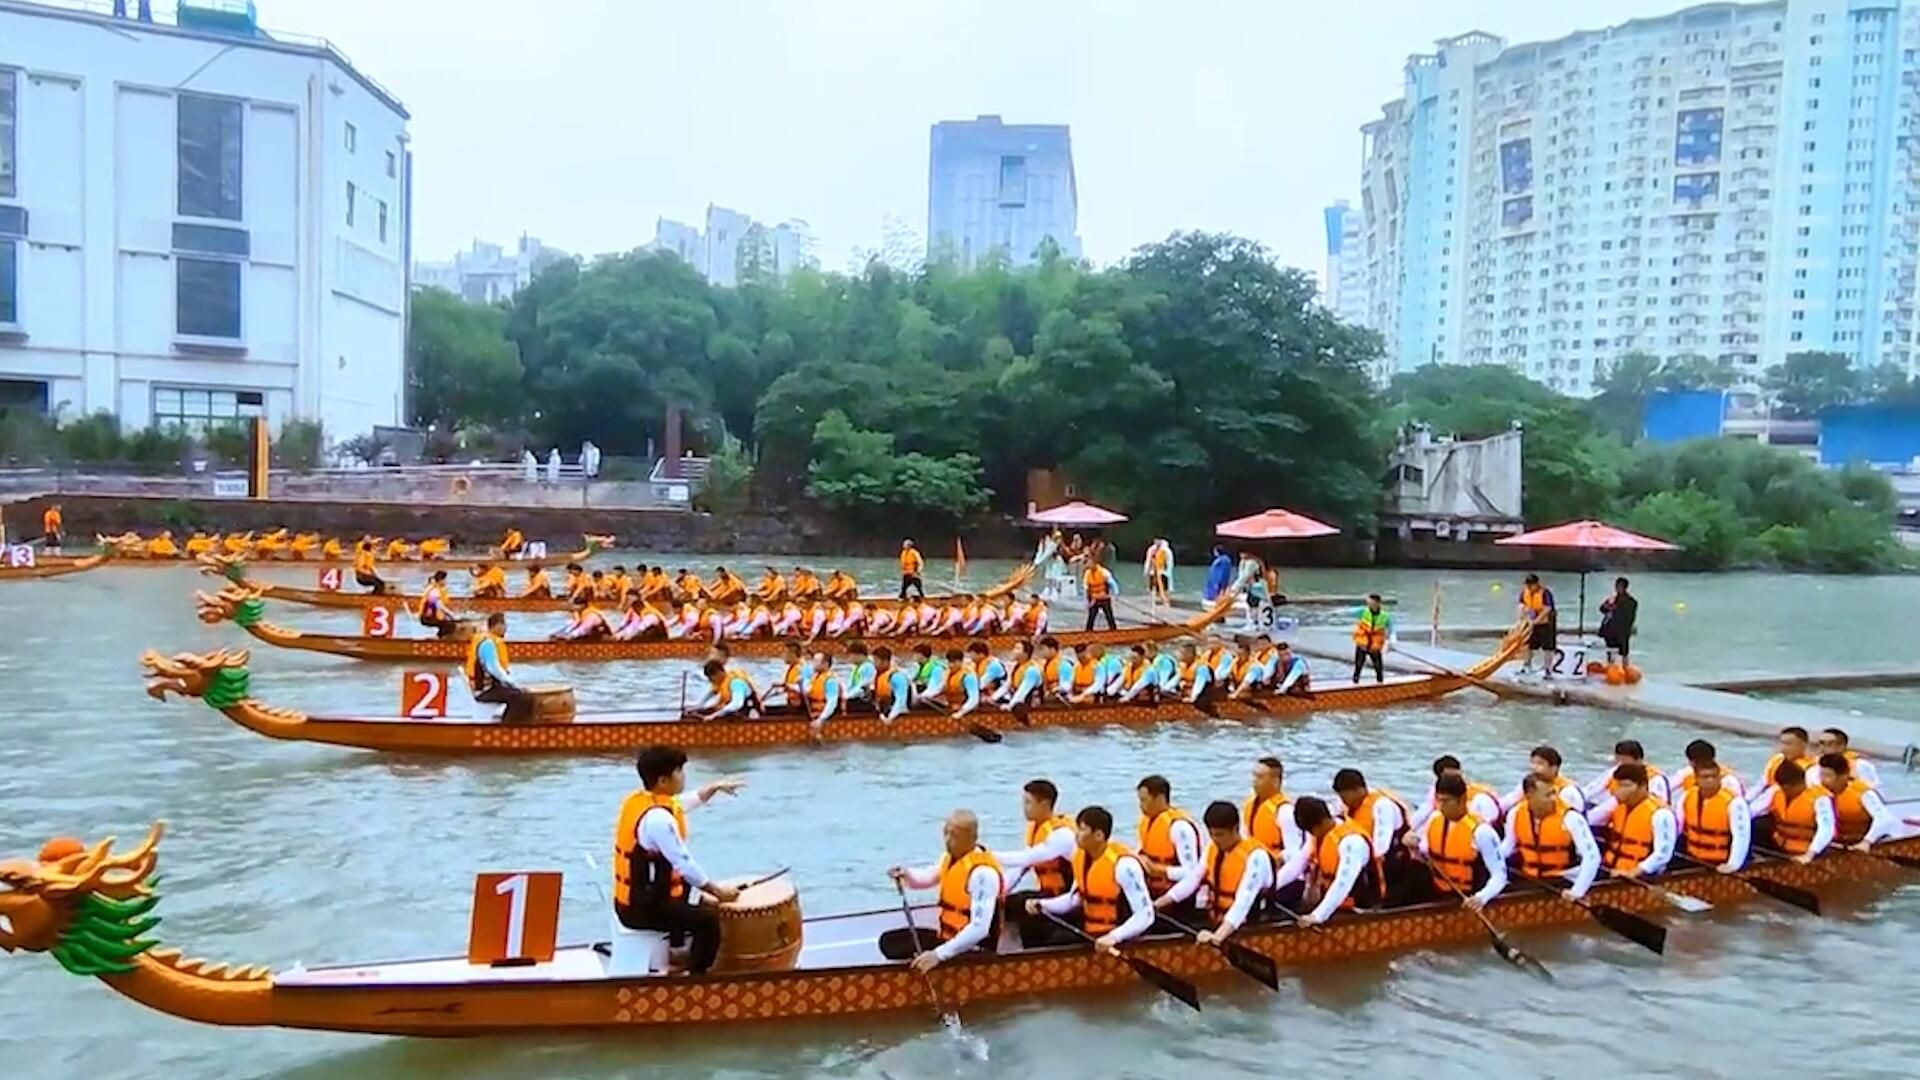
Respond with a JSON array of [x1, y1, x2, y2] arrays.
[[605, 917, 671, 975]]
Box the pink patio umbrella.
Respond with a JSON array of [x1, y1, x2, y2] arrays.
[[1496, 520, 1679, 634], [1214, 508, 1341, 541], [1025, 500, 1130, 528]]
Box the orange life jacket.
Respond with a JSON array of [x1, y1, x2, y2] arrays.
[[1425, 813, 1485, 891], [1762, 753, 1813, 787], [612, 792, 686, 912], [806, 670, 835, 713], [1680, 787, 1736, 864], [1829, 780, 1876, 845], [1084, 567, 1112, 600], [1311, 821, 1384, 910], [1604, 797, 1666, 874], [1071, 843, 1136, 936], [1027, 816, 1075, 897], [900, 548, 924, 575], [1244, 791, 1288, 859], [1769, 787, 1825, 855], [1205, 837, 1262, 924], [1349, 790, 1410, 846], [936, 847, 1003, 945], [462, 632, 509, 689], [1138, 808, 1196, 896], [1513, 800, 1576, 876]]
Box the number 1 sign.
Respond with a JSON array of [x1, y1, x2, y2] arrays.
[[467, 871, 562, 966]]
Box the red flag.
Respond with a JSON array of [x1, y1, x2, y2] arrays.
[[954, 537, 967, 584]]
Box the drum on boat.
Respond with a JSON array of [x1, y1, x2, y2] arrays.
[[526, 684, 576, 724], [713, 876, 803, 973]]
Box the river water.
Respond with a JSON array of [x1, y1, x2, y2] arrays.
[[3, 557, 1917, 1079]]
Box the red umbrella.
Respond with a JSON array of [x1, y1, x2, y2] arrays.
[[1497, 520, 1679, 634], [1026, 500, 1130, 528], [1214, 509, 1340, 541]]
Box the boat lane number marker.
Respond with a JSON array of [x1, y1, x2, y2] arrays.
[[402, 671, 451, 718], [362, 606, 396, 638], [318, 567, 342, 591], [467, 871, 562, 967]]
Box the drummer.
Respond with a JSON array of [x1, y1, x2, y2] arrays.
[[884, 810, 1005, 971], [612, 746, 747, 976], [464, 613, 532, 724]]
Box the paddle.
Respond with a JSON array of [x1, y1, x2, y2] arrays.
[[956, 712, 1004, 745], [1156, 913, 1280, 990], [1669, 852, 1821, 916], [892, 879, 965, 1030], [1266, 898, 1329, 936], [1039, 910, 1201, 1011], [1510, 869, 1667, 955], [1416, 853, 1552, 980], [1606, 868, 1714, 914]]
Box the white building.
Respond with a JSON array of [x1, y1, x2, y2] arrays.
[[0, 0, 409, 440], [646, 208, 812, 286], [1321, 200, 1370, 333], [1350, 1, 1920, 394], [414, 236, 568, 305], [927, 115, 1082, 269]]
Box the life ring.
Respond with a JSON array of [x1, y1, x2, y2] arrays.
[[450, 475, 473, 498]]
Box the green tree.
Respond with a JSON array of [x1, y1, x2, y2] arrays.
[[1765, 350, 1859, 417], [1625, 490, 1744, 570], [805, 409, 988, 521], [407, 287, 523, 430]]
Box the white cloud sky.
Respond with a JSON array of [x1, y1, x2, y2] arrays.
[[266, 0, 1665, 274]]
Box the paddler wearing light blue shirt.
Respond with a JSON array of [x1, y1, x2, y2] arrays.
[[872, 645, 916, 724], [1119, 649, 1179, 702]]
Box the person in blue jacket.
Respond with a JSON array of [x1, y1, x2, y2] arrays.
[[1203, 546, 1234, 602]]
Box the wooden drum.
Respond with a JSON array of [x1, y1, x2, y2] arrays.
[[713, 877, 803, 973], [526, 684, 577, 724]]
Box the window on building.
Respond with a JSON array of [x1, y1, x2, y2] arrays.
[[385, 150, 397, 178], [345, 182, 356, 227], [344, 122, 356, 152], [377, 200, 388, 244], [177, 94, 243, 221], [152, 387, 264, 434], [996, 155, 1027, 207], [176, 257, 242, 340], [0, 238, 15, 325], [0, 68, 15, 199]]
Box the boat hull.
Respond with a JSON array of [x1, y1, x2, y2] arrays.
[[0, 554, 106, 580], [113, 547, 592, 571], [238, 824, 1920, 1035], [251, 585, 998, 614], [222, 677, 1470, 754]]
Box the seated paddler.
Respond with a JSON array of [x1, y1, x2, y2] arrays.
[[883, 810, 1006, 971], [464, 613, 532, 724]]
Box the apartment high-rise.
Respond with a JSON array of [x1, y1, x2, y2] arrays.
[[927, 115, 1081, 269], [1349, 2, 1920, 394], [1322, 200, 1371, 332]]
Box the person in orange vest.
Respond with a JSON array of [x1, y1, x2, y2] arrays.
[[469, 562, 508, 599], [897, 539, 926, 601], [1409, 755, 1503, 833], [691, 658, 760, 721], [1517, 573, 1558, 678], [414, 570, 460, 637], [1024, 806, 1157, 954], [551, 593, 612, 640], [1597, 762, 1677, 878], [1403, 773, 1508, 908], [1499, 774, 1602, 901], [1155, 800, 1276, 944], [1815, 753, 1899, 851], [464, 612, 532, 724], [1672, 738, 1747, 802], [1498, 744, 1589, 816], [519, 565, 553, 598], [1332, 768, 1414, 901], [611, 745, 747, 975], [1583, 739, 1673, 823], [1272, 795, 1386, 925], [352, 539, 387, 594], [1759, 760, 1835, 864], [1134, 774, 1202, 920], [883, 810, 1004, 971], [1083, 560, 1118, 632], [992, 779, 1080, 946], [1746, 725, 1816, 814], [1674, 759, 1752, 873], [1813, 727, 1881, 788], [40, 504, 64, 552]]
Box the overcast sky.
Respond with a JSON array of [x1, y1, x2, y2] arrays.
[[269, 0, 1661, 277]]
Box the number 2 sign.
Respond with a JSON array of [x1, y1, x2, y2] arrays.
[[402, 670, 451, 717], [467, 871, 562, 966], [318, 567, 342, 591], [362, 605, 396, 637]]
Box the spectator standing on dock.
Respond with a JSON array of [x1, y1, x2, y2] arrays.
[[1204, 546, 1233, 602], [1517, 573, 1558, 679], [1083, 560, 1118, 631], [1598, 577, 1638, 667]]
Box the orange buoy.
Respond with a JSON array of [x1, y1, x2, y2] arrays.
[[1586, 660, 1607, 676], [1624, 665, 1643, 684], [1605, 664, 1627, 685]]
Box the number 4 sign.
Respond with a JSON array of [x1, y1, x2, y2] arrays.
[[467, 871, 562, 966], [318, 567, 343, 591]]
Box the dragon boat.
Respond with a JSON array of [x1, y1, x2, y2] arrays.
[[98, 535, 609, 571], [4, 814, 1916, 1037], [138, 634, 1521, 754], [191, 583, 1237, 664], [200, 554, 1038, 614], [0, 554, 106, 581]]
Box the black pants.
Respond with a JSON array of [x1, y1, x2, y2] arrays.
[[899, 573, 924, 601], [421, 612, 459, 638], [624, 899, 722, 975], [43, 530, 63, 549], [1007, 889, 1076, 948], [356, 570, 388, 594], [476, 681, 534, 724], [879, 926, 947, 961], [1085, 599, 1116, 631], [1352, 646, 1384, 683]]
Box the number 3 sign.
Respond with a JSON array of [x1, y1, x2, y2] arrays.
[[362, 606, 396, 637], [467, 871, 562, 966]]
